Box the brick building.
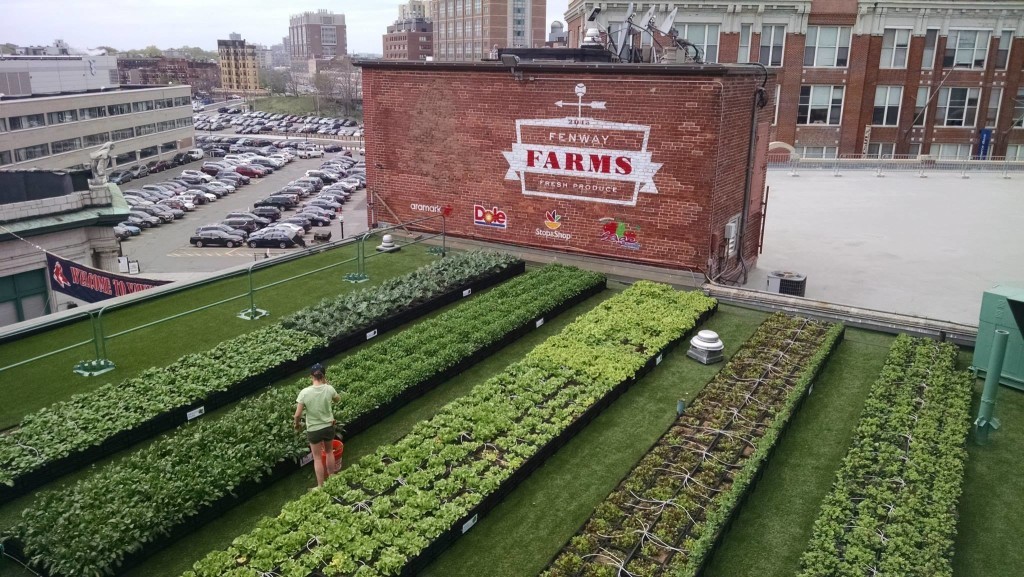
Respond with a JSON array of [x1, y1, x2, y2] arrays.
[[384, 19, 435, 61], [565, 0, 1024, 160], [289, 9, 348, 67], [116, 57, 220, 94], [431, 0, 547, 61], [359, 60, 774, 277], [217, 38, 259, 93]]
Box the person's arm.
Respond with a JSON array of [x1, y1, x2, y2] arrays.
[[293, 403, 304, 431]]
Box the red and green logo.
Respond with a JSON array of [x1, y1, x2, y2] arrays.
[[544, 210, 563, 230]]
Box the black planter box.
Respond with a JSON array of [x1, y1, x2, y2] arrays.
[[398, 304, 720, 577], [0, 261, 526, 505], [4, 270, 604, 577]]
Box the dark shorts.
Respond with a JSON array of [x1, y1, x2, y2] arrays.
[[307, 425, 335, 445]]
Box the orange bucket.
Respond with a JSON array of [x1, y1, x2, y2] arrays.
[[320, 439, 344, 466]]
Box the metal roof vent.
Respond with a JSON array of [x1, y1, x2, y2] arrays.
[[687, 330, 724, 365]]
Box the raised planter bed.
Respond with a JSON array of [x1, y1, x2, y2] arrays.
[[0, 256, 524, 504]]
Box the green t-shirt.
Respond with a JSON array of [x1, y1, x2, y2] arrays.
[[296, 383, 338, 432]]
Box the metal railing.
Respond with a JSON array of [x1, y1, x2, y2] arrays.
[[0, 216, 448, 377], [770, 154, 1024, 179]]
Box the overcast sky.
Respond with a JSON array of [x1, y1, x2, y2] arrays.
[[0, 0, 570, 54]]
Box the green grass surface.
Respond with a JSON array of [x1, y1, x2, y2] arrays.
[[701, 328, 895, 577], [419, 304, 769, 577], [252, 96, 358, 119], [954, 374, 1024, 577], [0, 245, 435, 429]]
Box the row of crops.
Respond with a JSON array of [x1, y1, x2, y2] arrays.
[[0, 249, 979, 577]]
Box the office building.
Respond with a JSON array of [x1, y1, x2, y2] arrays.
[[0, 55, 194, 171], [383, 12, 434, 61], [431, 0, 547, 61], [217, 38, 260, 93], [564, 0, 1024, 159], [289, 10, 348, 65]]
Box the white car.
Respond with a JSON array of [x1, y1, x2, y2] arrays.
[[206, 181, 235, 194], [181, 190, 217, 203], [267, 222, 305, 236], [181, 170, 213, 183], [298, 148, 324, 159]]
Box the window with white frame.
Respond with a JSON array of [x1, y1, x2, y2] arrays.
[[943, 30, 991, 69], [873, 86, 902, 126], [738, 24, 752, 63], [677, 24, 719, 63], [1014, 88, 1024, 127], [913, 87, 929, 126], [921, 29, 939, 69], [880, 29, 911, 68], [773, 84, 780, 125], [798, 85, 844, 125], [798, 146, 838, 159], [995, 30, 1014, 69], [804, 26, 850, 67], [934, 143, 972, 159], [1007, 144, 1024, 160], [759, 25, 785, 67], [867, 142, 895, 158], [936, 87, 980, 126], [986, 88, 1003, 127]]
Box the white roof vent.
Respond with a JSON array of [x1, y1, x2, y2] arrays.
[[687, 330, 724, 365]]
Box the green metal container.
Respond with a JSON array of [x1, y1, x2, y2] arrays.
[[973, 286, 1024, 390]]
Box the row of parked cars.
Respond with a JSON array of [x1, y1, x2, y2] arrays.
[[108, 150, 205, 185], [195, 110, 363, 137], [113, 167, 253, 240]]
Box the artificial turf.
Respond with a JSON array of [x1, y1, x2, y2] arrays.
[[0, 243, 436, 429], [418, 304, 769, 577]]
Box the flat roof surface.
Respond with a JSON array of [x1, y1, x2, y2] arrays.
[[745, 168, 1024, 326]]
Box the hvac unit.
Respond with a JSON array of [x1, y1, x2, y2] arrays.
[[766, 271, 807, 297]]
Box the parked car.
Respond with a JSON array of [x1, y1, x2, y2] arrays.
[[267, 222, 305, 237], [216, 171, 249, 185], [128, 165, 150, 178], [250, 206, 283, 221], [113, 224, 133, 240], [128, 211, 162, 228], [220, 218, 261, 233], [190, 229, 245, 248], [196, 223, 249, 239], [253, 195, 296, 210], [170, 152, 191, 166], [187, 148, 205, 161], [110, 170, 133, 184], [133, 204, 176, 222], [226, 211, 271, 226], [296, 206, 335, 222], [234, 165, 266, 178], [279, 216, 313, 231], [298, 147, 324, 159], [147, 160, 170, 173], [181, 169, 213, 183], [158, 198, 193, 211], [177, 192, 209, 206], [304, 198, 342, 213], [247, 229, 300, 249], [117, 222, 143, 236]]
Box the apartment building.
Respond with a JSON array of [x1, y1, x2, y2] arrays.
[[217, 38, 259, 92], [384, 19, 435, 61], [431, 0, 547, 61], [565, 0, 1024, 159], [116, 57, 221, 94], [0, 56, 194, 171], [289, 10, 348, 65]]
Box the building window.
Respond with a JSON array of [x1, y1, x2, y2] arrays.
[[108, 103, 132, 116], [804, 26, 850, 67], [678, 24, 719, 63], [114, 151, 138, 165], [995, 30, 1014, 69], [880, 28, 911, 68], [986, 88, 1003, 127], [14, 143, 50, 162], [111, 127, 136, 141], [47, 110, 79, 125], [139, 145, 158, 159], [934, 143, 972, 159], [866, 142, 895, 158], [153, 98, 174, 110], [136, 123, 156, 136], [0, 269, 50, 326], [157, 120, 176, 132], [131, 100, 155, 113], [759, 25, 785, 66], [873, 86, 903, 126], [79, 106, 107, 120], [50, 137, 82, 155], [908, 143, 923, 157], [913, 87, 929, 126], [175, 117, 193, 128], [944, 30, 990, 69], [921, 29, 939, 69], [173, 96, 191, 107], [798, 146, 838, 159], [9, 114, 46, 130], [160, 142, 177, 153], [936, 87, 980, 126], [83, 132, 109, 147], [0, 118, 6, 132], [738, 24, 751, 63], [0, 151, 12, 165], [1014, 89, 1024, 127], [798, 85, 844, 125], [1007, 144, 1024, 161], [773, 84, 780, 125]]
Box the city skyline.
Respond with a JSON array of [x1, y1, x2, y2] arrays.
[[0, 0, 568, 56]]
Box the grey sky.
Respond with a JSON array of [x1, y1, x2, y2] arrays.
[[0, 0, 570, 55]]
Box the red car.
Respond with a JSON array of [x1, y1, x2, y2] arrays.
[[235, 165, 267, 178]]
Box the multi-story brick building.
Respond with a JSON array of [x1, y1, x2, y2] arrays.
[[431, 0, 547, 61], [217, 38, 259, 93], [288, 10, 348, 66], [384, 19, 435, 61], [565, 0, 1024, 160], [116, 57, 220, 94]]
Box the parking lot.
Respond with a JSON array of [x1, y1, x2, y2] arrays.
[[115, 152, 366, 275]]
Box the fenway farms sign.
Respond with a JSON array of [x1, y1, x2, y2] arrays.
[[503, 83, 662, 207]]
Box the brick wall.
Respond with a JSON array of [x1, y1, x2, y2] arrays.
[[361, 62, 773, 274]]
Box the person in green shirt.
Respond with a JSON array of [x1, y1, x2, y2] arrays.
[[294, 362, 340, 488]]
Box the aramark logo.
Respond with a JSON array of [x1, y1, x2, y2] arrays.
[[503, 83, 662, 207]]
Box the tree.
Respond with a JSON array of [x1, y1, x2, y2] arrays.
[[332, 59, 360, 117], [284, 70, 300, 97]]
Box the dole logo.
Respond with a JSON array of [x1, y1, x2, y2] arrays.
[[544, 210, 563, 230], [473, 205, 508, 228]]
